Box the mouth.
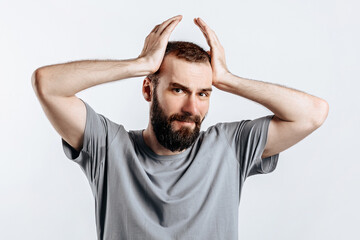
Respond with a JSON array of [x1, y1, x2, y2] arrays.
[[174, 120, 195, 126]]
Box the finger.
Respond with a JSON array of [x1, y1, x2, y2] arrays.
[[157, 15, 182, 35], [194, 18, 212, 47], [160, 17, 182, 36], [149, 15, 181, 34], [194, 18, 208, 33], [195, 18, 217, 45], [151, 24, 160, 33], [194, 18, 210, 41]]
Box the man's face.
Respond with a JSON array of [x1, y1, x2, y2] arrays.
[[150, 54, 213, 152]]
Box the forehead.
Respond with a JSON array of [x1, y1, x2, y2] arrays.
[[158, 54, 212, 89]]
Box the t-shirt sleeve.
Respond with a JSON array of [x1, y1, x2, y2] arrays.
[[61, 98, 117, 185], [219, 114, 279, 181]]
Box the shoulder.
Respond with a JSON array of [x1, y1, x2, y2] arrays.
[[200, 116, 273, 145], [84, 101, 126, 145], [197, 121, 247, 147], [212, 115, 274, 137], [203, 121, 247, 137]]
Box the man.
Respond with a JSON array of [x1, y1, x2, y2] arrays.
[[32, 15, 329, 240]]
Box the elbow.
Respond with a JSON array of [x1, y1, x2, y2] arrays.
[[31, 67, 47, 98], [31, 68, 40, 88], [311, 99, 329, 128]]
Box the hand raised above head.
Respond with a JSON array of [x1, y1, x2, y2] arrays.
[[138, 15, 183, 74], [194, 17, 231, 87]]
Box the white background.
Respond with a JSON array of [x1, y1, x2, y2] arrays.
[[1, 0, 359, 239]]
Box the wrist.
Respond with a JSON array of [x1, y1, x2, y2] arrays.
[[133, 57, 156, 76], [213, 71, 233, 89]]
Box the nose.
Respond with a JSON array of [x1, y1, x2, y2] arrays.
[[181, 94, 199, 116]]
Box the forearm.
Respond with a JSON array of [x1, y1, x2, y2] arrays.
[[215, 73, 329, 126], [32, 57, 151, 97]]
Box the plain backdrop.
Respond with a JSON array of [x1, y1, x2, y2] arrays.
[[1, 0, 359, 239]]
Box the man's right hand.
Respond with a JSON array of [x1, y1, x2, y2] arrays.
[[32, 15, 183, 153], [138, 15, 183, 74]]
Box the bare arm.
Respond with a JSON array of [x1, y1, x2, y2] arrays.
[[213, 73, 329, 158], [31, 58, 150, 153], [214, 73, 328, 126], [32, 58, 151, 97], [194, 17, 329, 158], [32, 15, 183, 152]]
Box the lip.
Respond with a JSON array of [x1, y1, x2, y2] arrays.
[[174, 120, 195, 126]]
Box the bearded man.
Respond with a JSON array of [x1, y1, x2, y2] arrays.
[[32, 15, 328, 240]]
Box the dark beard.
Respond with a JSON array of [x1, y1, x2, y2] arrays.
[[150, 88, 204, 152]]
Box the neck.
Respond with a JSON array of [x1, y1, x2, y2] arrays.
[[142, 123, 186, 156]]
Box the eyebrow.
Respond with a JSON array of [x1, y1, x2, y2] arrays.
[[169, 82, 213, 92]]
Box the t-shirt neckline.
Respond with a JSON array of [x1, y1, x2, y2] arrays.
[[134, 130, 192, 161]]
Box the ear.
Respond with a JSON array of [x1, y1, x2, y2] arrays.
[[142, 77, 152, 102]]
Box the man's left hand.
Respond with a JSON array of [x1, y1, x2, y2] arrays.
[[194, 17, 231, 87]]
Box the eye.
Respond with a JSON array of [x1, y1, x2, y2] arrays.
[[199, 92, 209, 97], [173, 88, 184, 93]]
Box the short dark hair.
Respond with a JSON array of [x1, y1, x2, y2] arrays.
[[147, 41, 211, 88]]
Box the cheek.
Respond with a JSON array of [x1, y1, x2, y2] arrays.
[[199, 101, 210, 115], [160, 96, 183, 114]]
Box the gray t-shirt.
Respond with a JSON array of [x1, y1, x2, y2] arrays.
[[62, 98, 279, 240]]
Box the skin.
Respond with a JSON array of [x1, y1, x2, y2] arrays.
[[142, 54, 213, 155], [32, 15, 328, 160], [140, 15, 329, 158]]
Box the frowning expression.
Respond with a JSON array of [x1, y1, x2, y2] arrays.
[[150, 54, 213, 151]]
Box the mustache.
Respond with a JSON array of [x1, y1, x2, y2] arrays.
[[169, 113, 201, 124]]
